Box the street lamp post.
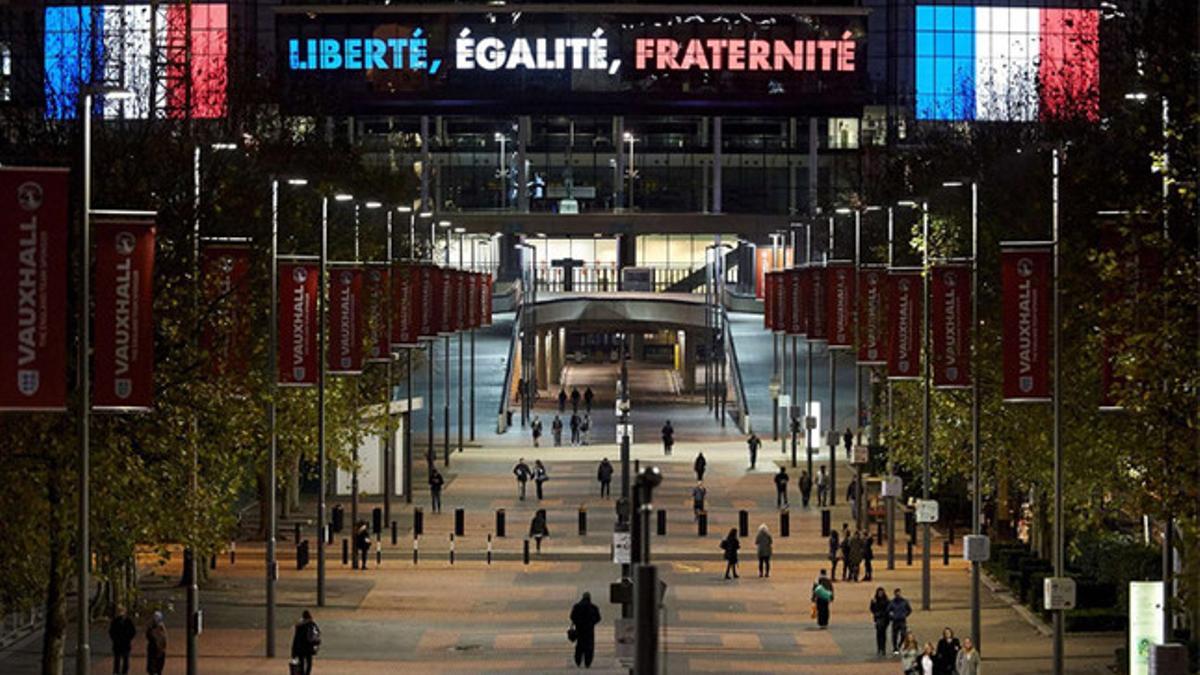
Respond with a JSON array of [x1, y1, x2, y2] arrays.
[[920, 200, 932, 611], [623, 131, 637, 210], [456, 227, 466, 456], [439, 220, 452, 466], [495, 132, 508, 209]]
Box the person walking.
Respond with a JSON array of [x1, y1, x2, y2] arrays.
[[828, 528, 841, 579], [869, 587, 891, 657], [863, 535, 875, 581], [513, 458, 531, 500], [597, 458, 613, 498], [899, 633, 921, 675], [754, 524, 773, 578], [552, 415, 564, 446], [661, 420, 675, 455], [570, 386, 581, 412], [580, 415, 591, 445], [534, 459, 549, 499], [839, 524, 852, 581], [847, 478, 861, 523], [774, 466, 790, 508], [747, 433, 761, 469], [144, 612, 167, 675], [569, 592, 602, 668], [811, 570, 834, 628], [558, 388, 568, 412], [108, 605, 136, 675], [693, 452, 707, 481], [934, 627, 961, 675], [354, 521, 372, 570], [720, 528, 741, 579], [889, 588, 913, 654], [919, 641, 936, 675], [531, 415, 543, 447], [570, 413, 581, 445], [429, 468, 445, 513], [816, 465, 829, 507], [290, 609, 320, 675], [798, 469, 813, 508], [584, 386, 594, 413], [843, 426, 854, 460], [955, 637, 981, 675], [847, 531, 864, 582], [529, 509, 550, 552], [692, 481, 707, 520]]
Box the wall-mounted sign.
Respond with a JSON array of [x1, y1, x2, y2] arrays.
[[277, 8, 867, 114]]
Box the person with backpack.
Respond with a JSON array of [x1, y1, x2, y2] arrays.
[[774, 466, 790, 508], [531, 415, 543, 447], [719, 528, 741, 579], [693, 452, 707, 481], [661, 421, 675, 455], [811, 570, 834, 628], [290, 609, 320, 675], [597, 458, 613, 498], [108, 605, 136, 675], [513, 458, 531, 500], [534, 460, 549, 500], [145, 611, 167, 675], [580, 414, 591, 445], [568, 592, 602, 668]]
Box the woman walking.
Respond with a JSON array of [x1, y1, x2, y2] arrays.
[[144, 612, 167, 675], [956, 637, 982, 675], [754, 524, 773, 578], [719, 528, 740, 579], [918, 641, 936, 675], [534, 460, 548, 500], [811, 570, 834, 628], [934, 627, 961, 675], [899, 633, 920, 675], [529, 509, 550, 552], [869, 587, 890, 657]]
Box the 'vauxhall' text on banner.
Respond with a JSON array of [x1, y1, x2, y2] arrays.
[[887, 270, 921, 379], [93, 220, 156, 410], [364, 267, 390, 362], [856, 268, 886, 365], [278, 263, 319, 386], [200, 245, 252, 377], [327, 267, 363, 375], [1001, 246, 1052, 401], [826, 261, 855, 349], [931, 264, 972, 388]]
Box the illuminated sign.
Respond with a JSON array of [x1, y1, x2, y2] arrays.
[[44, 3, 228, 120], [276, 8, 867, 114], [914, 5, 1099, 122]]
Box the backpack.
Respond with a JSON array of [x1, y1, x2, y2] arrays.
[[307, 622, 322, 653]]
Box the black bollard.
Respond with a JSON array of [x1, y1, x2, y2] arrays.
[[412, 535, 419, 565], [229, 541, 236, 566], [821, 509, 831, 537], [454, 508, 465, 537], [738, 510, 749, 537], [780, 509, 790, 538], [342, 538, 350, 566], [698, 511, 708, 537], [523, 539, 530, 565], [414, 507, 424, 537], [496, 509, 506, 538], [372, 507, 383, 535], [391, 520, 398, 546], [293, 523, 301, 545], [296, 540, 307, 570], [943, 539, 950, 566], [907, 540, 914, 566], [657, 509, 667, 536], [578, 507, 587, 536]]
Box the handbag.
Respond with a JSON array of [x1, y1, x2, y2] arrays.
[[567, 624, 578, 643], [810, 603, 817, 619]]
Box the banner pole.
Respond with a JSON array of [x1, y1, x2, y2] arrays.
[[266, 179, 279, 657], [970, 180, 982, 652], [76, 92, 93, 675], [804, 223, 813, 480], [317, 197, 328, 607], [922, 201, 932, 611], [458, 231, 465, 453], [187, 146, 201, 675], [1051, 149, 1064, 675], [384, 210, 393, 527], [828, 216, 837, 508]]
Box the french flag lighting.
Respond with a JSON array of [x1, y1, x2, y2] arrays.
[[915, 5, 1099, 122], [44, 3, 228, 120]]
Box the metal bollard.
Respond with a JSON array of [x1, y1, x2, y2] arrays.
[[294, 523, 301, 545], [657, 509, 666, 536], [697, 511, 708, 537], [780, 509, 790, 538], [391, 520, 398, 546], [523, 539, 530, 565], [943, 539, 950, 566], [487, 534, 493, 565], [578, 506, 587, 536], [738, 510, 749, 537], [455, 508, 465, 537], [496, 509, 506, 537], [229, 541, 236, 566], [342, 539, 350, 566], [906, 541, 914, 566], [372, 507, 383, 535], [412, 535, 419, 565], [414, 507, 424, 537], [449, 533, 456, 565], [296, 540, 308, 570], [821, 509, 831, 537]]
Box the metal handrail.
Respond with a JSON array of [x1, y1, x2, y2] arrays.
[[721, 302, 752, 434], [497, 282, 523, 434]]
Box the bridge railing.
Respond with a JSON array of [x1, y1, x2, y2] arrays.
[[497, 282, 523, 434], [722, 306, 752, 434]]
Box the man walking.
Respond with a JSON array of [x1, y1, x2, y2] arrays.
[[661, 420, 675, 456], [513, 458, 531, 500], [888, 588, 913, 654], [584, 386, 594, 412], [692, 481, 707, 519], [354, 521, 371, 570], [694, 452, 707, 481], [570, 386, 581, 412], [746, 433, 761, 469], [597, 458, 613, 498], [843, 426, 854, 460], [798, 469, 813, 508], [570, 413, 581, 445], [558, 388, 568, 412], [816, 465, 829, 507], [429, 467, 445, 513], [290, 610, 320, 675], [552, 415, 564, 446], [108, 605, 136, 675], [847, 477, 860, 522], [569, 592, 602, 668], [774, 466, 790, 508]]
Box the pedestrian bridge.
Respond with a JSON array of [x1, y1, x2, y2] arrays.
[[525, 292, 712, 331]]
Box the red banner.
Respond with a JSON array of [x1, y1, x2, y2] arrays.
[[826, 262, 855, 349], [931, 264, 971, 388], [482, 274, 494, 327], [437, 267, 454, 335], [467, 272, 481, 329], [808, 266, 827, 341], [763, 271, 775, 330], [278, 263, 319, 386], [786, 268, 805, 336], [93, 220, 155, 410], [773, 272, 787, 333], [1001, 246, 1052, 401], [328, 267, 363, 375], [887, 270, 921, 379], [452, 270, 467, 333], [0, 167, 69, 411], [363, 267, 390, 362], [200, 246, 252, 377], [417, 265, 440, 339], [391, 264, 420, 347], [856, 268, 887, 365]]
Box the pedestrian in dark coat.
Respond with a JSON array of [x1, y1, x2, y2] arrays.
[[754, 524, 773, 578], [798, 470, 813, 508], [847, 531, 864, 582], [570, 386, 581, 412], [533, 460, 548, 500], [558, 388, 568, 412], [145, 612, 167, 675], [584, 386, 595, 413], [597, 458, 613, 498], [692, 482, 707, 519], [888, 589, 913, 654], [513, 458, 531, 500], [290, 610, 320, 675], [774, 466, 790, 508], [529, 509, 550, 552], [108, 605, 136, 675], [934, 627, 962, 675], [429, 468, 445, 513], [720, 528, 741, 579], [812, 571, 834, 628], [531, 416, 543, 447], [839, 525, 852, 580], [747, 433, 761, 468], [843, 427, 854, 459], [847, 478, 861, 522], [863, 535, 875, 581], [552, 415, 564, 446], [570, 414, 581, 445], [355, 521, 372, 569], [828, 529, 841, 578], [869, 587, 890, 657], [569, 592, 602, 668], [661, 421, 675, 455], [693, 452, 707, 481]]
